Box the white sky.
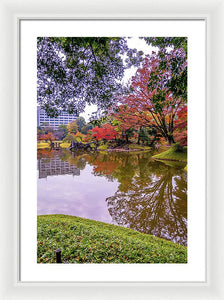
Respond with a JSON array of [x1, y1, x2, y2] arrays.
[[80, 37, 156, 122]]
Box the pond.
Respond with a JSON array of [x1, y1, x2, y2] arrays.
[[37, 149, 187, 246]]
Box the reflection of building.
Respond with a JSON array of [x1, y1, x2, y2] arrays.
[[37, 106, 76, 128], [38, 156, 80, 179]]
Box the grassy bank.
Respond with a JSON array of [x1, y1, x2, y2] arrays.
[[128, 144, 151, 151], [60, 142, 70, 148], [153, 145, 187, 162], [37, 142, 50, 149], [99, 144, 152, 153], [37, 141, 70, 150], [38, 215, 187, 264]]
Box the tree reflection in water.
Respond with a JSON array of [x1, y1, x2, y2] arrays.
[[38, 149, 187, 245], [84, 151, 187, 246], [106, 162, 187, 246]]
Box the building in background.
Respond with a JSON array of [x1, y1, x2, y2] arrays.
[[37, 106, 77, 128]]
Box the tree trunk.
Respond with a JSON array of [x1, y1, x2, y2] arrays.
[[167, 135, 175, 145], [125, 134, 129, 144], [137, 135, 140, 144]]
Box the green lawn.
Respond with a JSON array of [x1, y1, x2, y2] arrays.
[[37, 141, 70, 149], [128, 144, 152, 151], [98, 144, 109, 150], [37, 142, 50, 149], [153, 145, 187, 162], [37, 214, 187, 264], [60, 142, 70, 148]]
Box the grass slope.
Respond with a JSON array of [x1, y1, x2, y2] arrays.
[[38, 215, 187, 264], [153, 146, 187, 162]]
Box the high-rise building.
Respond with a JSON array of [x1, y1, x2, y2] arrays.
[[37, 106, 77, 128]]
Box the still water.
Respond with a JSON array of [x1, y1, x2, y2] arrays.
[[37, 149, 187, 246]]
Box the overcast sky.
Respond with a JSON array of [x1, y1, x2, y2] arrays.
[[80, 37, 156, 122]]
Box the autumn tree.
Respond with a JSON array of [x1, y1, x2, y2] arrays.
[[173, 106, 187, 146], [63, 133, 76, 143], [38, 132, 55, 142], [73, 132, 85, 143], [91, 124, 118, 141], [67, 120, 78, 135], [110, 104, 147, 143], [117, 48, 187, 145]]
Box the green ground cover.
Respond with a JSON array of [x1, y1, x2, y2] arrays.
[[153, 145, 187, 162], [60, 142, 70, 148], [98, 144, 109, 150], [97, 144, 152, 152], [37, 142, 50, 149], [128, 144, 151, 151], [37, 141, 70, 149], [37, 214, 187, 264]]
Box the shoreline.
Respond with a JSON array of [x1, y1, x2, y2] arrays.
[[102, 148, 151, 153], [37, 145, 153, 153], [37, 214, 187, 264], [152, 157, 187, 163]]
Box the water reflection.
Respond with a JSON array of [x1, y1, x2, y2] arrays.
[[37, 149, 187, 245], [106, 161, 187, 246], [38, 155, 80, 178]]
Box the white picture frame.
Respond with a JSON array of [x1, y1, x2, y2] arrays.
[[20, 18, 205, 283], [1, 0, 223, 299]]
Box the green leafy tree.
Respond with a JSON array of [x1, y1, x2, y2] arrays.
[[59, 124, 68, 137], [67, 120, 78, 134], [75, 117, 86, 132], [143, 37, 187, 54], [37, 37, 143, 117], [81, 123, 93, 134], [143, 37, 187, 103], [63, 133, 76, 143]]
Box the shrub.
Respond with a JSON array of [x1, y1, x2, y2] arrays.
[[98, 144, 109, 150], [171, 142, 184, 152], [90, 143, 97, 149], [63, 133, 76, 143]]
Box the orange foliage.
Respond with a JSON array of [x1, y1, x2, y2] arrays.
[[174, 106, 187, 146]]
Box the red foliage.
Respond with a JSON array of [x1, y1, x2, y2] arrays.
[[112, 53, 187, 145], [38, 132, 55, 142], [91, 124, 118, 141], [174, 106, 187, 146], [111, 104, 147, 136]]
